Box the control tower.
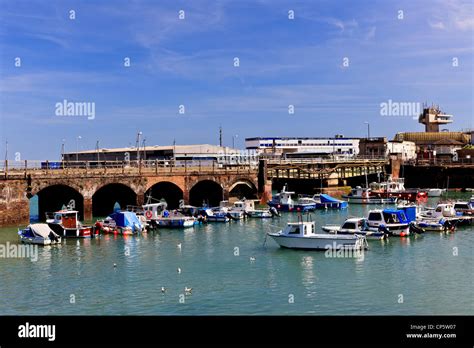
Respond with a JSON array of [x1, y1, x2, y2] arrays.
[[418, 104, 453, 132]]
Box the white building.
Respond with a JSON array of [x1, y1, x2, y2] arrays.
[[386, 141, 416, 161], [245, 136, 360, 158]]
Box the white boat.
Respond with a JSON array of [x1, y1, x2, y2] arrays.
[[231, 199, 277, 218], [367, 209, 411, 236], [18, 223, 62, 245], [342, 186, 397, 204], [418, 203, 457, 219], [156, 212, 196, 228], [322, 218, 386, 240], [202, 208, 230, 222], [267, 220, 367, 251], [219, 201, 246, 220], [427, 188, 445, 197]]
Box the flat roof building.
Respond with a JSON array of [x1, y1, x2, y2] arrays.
[[245, 136, 360, 158]]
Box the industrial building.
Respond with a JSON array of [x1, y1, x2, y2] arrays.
[[63, 144, 252, 165]]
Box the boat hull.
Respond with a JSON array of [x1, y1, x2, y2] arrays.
[[342, 196, 396, 204], [268, 233, 364, 250], [156, 218, 195, 228], [267, 202, 314, 212], [19, 235, 62, 245]]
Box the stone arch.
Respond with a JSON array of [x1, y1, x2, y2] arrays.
[[228, 178, 258, 199], [92, 183, 137, 217], [36, 184, 84, 221], [145, 181, 184, 209], [189, 179, 224, 207]]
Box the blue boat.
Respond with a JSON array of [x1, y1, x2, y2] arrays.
[[95, 211, 145, 235], [313, 194, 348, 209]]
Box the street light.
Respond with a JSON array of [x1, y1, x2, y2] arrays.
[[136, 131, 142, 163], [364, 121, 370, 139], [76, 136, 82, 162], [61, 139, 66, 161]]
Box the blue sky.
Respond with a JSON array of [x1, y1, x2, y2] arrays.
[[1, 0, 473, 160]]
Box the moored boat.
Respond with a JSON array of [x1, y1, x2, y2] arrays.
[[46, 210, 97, 238], [322, 218, 386, 240], [428, 188, 445, 197], [369, 176, 427, 202], [366, 208, 411, 237], [267, 219, 367, 251], [18, 223, 62, 245], [95, 211, 145, 235], [342, 186, 397, 204]]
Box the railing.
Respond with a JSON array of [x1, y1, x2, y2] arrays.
[[267, 156, 388, 165], [0, 159, 259, 179]]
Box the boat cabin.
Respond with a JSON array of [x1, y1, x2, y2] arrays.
[[341, 218, 369, 231], [142, 202, 167, 220], [282, 221, 316, 237], [46, 210, 80, 228], [368, 209, 409, 226], [233, 199, 256, 211]]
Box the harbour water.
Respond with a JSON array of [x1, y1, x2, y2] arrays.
[[0, 194, 473, 315]]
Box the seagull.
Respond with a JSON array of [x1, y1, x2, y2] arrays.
[[113, 263, 117, 268], [250, 257, 256, 262], [177, 267, 182, 274], [161, 287, 167, 293], [184, 287, 193, 293], [177, 243, 182, 249]]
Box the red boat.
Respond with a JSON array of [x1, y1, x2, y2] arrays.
[[46, 210, 97, 238], [369, 177, 427, 202]]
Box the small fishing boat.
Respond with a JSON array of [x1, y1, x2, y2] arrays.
[[95, 211, 145, 235], [267, 184, 315, 212], [267, 219, 367, 251], [232, 199, 277, 218], [427, 188, 445, 197], [322, 218, 386, 240], [453, 200, 474, 216], [366, 209, 411, 237], [342, 186, 397, 204], [156, 210, 196, 228], [46, 210, 97, 238], [219, 201, 246, 220], [18, 223, 62, 245], [412, 218, 456, 232], [201, 208, 230, 222], [369, 176, 427, 202], [311, 194, 348, 209]]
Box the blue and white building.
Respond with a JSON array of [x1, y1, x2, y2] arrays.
[[245, 136, 360, 158]]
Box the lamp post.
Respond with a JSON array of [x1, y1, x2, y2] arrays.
[[364, 121, 370, 139], [136, 131, 142, 163], [61, 139, 66, 161], [76, 136, 82, 162]]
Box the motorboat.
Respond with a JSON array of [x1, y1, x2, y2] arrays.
[[427, 188, 445, 197], [322, 218, 386, 240], [18, 223, 62, 245], [453, 200, 474, 216], [232, 198, 278, 218], [311, 194, 348, 209], [95, 211, 145, 235], [412, 218, 456, 232], [200, 208, 230, 222], [267, 184, 315, 212], [418, 203, 457, 219], [342, 186, 397, 204], [45, 210, 97, 238], [219, 201, 246, 220], [369, 176, 427, 202], [156, 210, 196, 228], [267, 219, 367, 251], [366, 209, 411, 237]]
